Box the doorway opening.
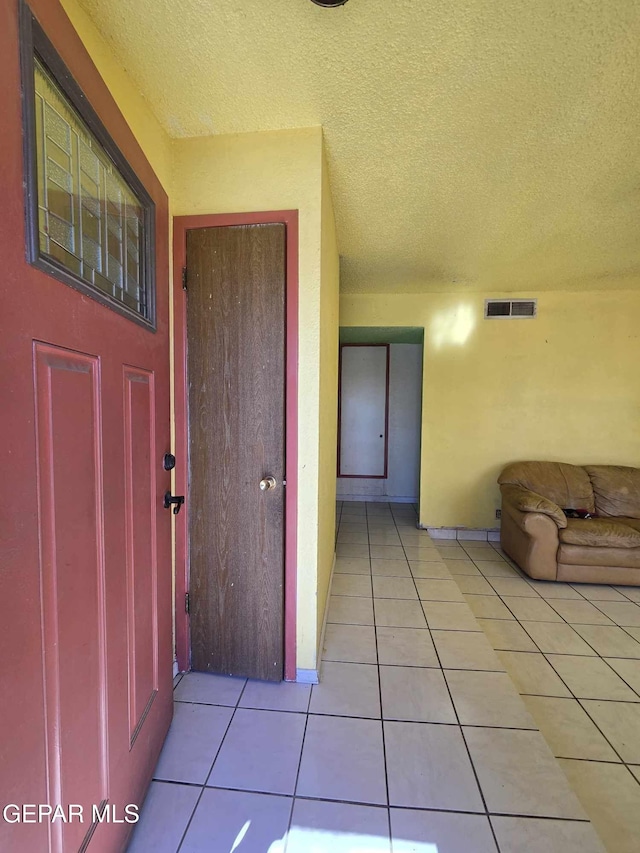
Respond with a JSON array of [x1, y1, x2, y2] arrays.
[[337, 327, 423, 509], [173, 211, 299, 681]]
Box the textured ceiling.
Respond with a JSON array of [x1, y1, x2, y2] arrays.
[[76, 0, 640, 293]]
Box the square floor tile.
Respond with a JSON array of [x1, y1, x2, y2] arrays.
[[573, 625, 640, 658], [376, 626, 439, 667], [403, 546, 443, 562], [594, 601, 640, 627], [527, 581, 585, 600], [489, 577, 539, 597], [297, 715, 386, 805], [239, 680, 311, 713], [174, 672, 246, 707], [560, 759, 640, 853], [337, 544, 370, 559], [477, 619, 538, 652], [337, 530, 369, 544], [571, 584, 628, 601], [522, 696, 619, 761], [465, 548, 506, 562], [372, 576, 418, 600], [288, 799, 390, 853], [384, 721, 483, 812], [208, 708, 305, 795], [491, 816, 606, 853], [445, 670, 536, 728], [432, 629, 504, 671], [322, 624, 378, 664], [503, 597, 563, 622], [414, 579, 465, 602], [335, 558, 371, 575], [309, 661, 380, 718], [581, 699, 640, 762], [547, 655, 639, 701], [154, 703, 233, 784], [423, 601, 479, 631], [408, 561, 450, 578], [371, 559, 411, 577], [496, 651, 571, 697], [616, 586, 640, 602], [548, 599, 614, 625], [127, 781, 200, 853], [464, 727, 586, 818], [179, 788, 291, 853], [380, 666, 456, 723], [604, 657, 640, 695], [331, 574, 372, 597], [476, 561, 519, 577], [521, 622, 596, 656], [328, 595, 375, 626], [465, 594, 515, 620], [446, 559, 482, 575], [454, 575, 496, 595], [391, 809, 497, 853], [374, 598, 427, 628], [370, 545, 406, 560]]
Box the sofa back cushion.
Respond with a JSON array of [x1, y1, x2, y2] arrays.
[[498, 461, 595, 513], [584, 466, 640, 519]]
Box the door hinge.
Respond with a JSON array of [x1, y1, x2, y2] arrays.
[[182, 267, 188, 290], [185, 592, 190, 614]]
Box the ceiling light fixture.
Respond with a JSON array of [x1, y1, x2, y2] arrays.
[[310, 0, 350, 7]]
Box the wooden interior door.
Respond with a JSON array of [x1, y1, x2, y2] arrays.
[[187, 224, 286, 681], [0, 3, 173, 851]]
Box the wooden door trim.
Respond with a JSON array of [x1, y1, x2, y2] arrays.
[[337, 343, 391, 479], [173, 211, 298, 681]]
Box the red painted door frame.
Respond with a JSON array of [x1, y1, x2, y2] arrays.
[[173, 211, 298, 681]]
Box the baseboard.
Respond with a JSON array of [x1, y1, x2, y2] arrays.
[[312, 551, 336, 684], [296, 668, 320, 684], [423, 526, 501, 542], [338, 495, 418, 504]]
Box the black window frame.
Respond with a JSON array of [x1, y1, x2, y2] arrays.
[[19, 0, 156, 331]]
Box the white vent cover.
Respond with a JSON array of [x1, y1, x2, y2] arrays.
[[484, 299, 537, 319]]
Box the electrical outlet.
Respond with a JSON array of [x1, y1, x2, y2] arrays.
[[495, 509, 502, 520]]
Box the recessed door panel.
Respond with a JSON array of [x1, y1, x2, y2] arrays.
[[34, 344, 107, 853]]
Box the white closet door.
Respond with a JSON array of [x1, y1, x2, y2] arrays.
[[339, 345, 388, 477]]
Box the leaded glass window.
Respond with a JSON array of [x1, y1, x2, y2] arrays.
[[21, 6, 155, 328]]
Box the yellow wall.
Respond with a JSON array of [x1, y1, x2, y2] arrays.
[[173, 128, 332, 672], [317, 144, 340, 642], [341, 289, 640, 530]]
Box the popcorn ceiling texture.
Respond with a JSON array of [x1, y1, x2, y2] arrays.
[[76, 0, 640, 293]]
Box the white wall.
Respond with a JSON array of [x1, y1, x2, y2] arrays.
[[337, 344, 422, 500]]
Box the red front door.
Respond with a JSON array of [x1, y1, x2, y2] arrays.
[[0, 2, 173, 852]]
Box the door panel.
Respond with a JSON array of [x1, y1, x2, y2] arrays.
[[187, 224, 285, 681], [339, 345, 389, 478], [34, 344, 108, 853]]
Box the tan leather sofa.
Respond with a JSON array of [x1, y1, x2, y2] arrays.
[[498, 461, 640, 586]]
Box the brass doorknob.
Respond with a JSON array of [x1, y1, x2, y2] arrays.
[[259, 476, 277, 491]]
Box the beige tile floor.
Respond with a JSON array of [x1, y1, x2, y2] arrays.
[[128, 501, 622, 852]]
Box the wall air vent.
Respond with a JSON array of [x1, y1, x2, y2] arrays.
[[484, 299, 537, 319]]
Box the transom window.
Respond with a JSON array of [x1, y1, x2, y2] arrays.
[[21, 4, 155, 328]]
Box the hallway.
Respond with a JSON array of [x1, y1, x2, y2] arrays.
[[127, 501, 606, 852]]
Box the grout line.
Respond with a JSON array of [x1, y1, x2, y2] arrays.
[[390, 508, 504, 853]]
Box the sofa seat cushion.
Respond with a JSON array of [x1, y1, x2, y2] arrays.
[[499, 461, 595, 514], [610, 517, 640, 533], [559, 518, 640, 548], [585, 466, 640, 519], [558, 544, 640, 569]]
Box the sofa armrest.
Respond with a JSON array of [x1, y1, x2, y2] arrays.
[[500, 501, 560, 581], [500, 484, 567, 529]]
